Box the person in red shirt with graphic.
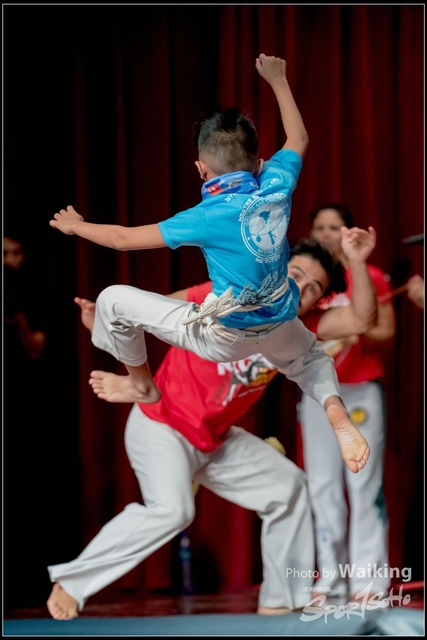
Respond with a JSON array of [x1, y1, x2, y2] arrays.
[[47, 226, 377, 620], [299, 203, 396, 601]]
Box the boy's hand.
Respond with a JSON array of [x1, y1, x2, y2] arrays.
[[255, 53, 287, 86], [50, 205, 84, 235], [341, 226, 376, 263]]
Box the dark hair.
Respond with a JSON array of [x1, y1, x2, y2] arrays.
[[310, 202, 354, 229], [3, 228, 27, 247], [192, 107, 259, 175], [290, 237, 347, 297]]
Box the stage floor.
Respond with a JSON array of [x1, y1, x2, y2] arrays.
[[5, 590, 262, 619], [4, 588, 425, 636]]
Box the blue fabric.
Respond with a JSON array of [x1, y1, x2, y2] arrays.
[[4, 608, 424, 636], [158, 149, 302, 329]]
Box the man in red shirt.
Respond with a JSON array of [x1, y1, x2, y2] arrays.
[[47, 227, 377, 620]]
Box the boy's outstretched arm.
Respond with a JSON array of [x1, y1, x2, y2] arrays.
[[50, 205, 167, 251], [255, 53, 308, 158]]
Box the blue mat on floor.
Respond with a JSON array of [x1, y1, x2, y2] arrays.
[[3, 607, 424, 636]]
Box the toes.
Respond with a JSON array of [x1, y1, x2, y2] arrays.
[[48, 602, 65, 620], [47, 584, 78, 621], [90, 370, 104, 379], [89, 379, 103, 393]]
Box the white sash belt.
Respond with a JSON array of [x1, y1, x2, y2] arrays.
[[182, 278, 289, 326]]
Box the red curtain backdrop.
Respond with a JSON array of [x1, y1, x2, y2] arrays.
[[4, 5, 423, 604]]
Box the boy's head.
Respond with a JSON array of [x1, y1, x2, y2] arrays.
[[192, 107, 262, 180], [289, 237, 347, 316]]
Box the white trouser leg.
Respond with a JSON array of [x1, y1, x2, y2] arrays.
[[342, 382, 389, 595], [92, 285, 220, 365], [299, 393, 349, 597], [92, 284, 294, 365], [92, 285, 340, 407], [262, 318, 341, 408], [48, 405, 203, 610], [196, 426, 315, 610]]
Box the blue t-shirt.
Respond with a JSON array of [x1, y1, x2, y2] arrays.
[[158, 148, 301, 329]]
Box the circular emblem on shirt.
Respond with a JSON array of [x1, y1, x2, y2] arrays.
[[351, 408, 368, 425], [241, 193, 290, 262]]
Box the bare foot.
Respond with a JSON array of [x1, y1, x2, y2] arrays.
[[89, 370, 162, 404], [74, 297, 95, 333], [258, 605, 292, 615], [46, 583, 79, 620], [326, 405, 370, 473]]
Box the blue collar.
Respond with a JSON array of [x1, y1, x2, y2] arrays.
[[201, 171, 259, 200]]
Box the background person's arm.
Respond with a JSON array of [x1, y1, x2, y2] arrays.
[[167, 288, 188, 301], [359, 302, 396, 349], [5, 312, 47, 360], [317, 227, 378, 340]]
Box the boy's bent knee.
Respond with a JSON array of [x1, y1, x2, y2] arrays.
[[96, 284, 133, 306], [96, 285, 143, 324]]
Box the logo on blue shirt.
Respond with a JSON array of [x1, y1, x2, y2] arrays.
[[240, 193, 290, 262]]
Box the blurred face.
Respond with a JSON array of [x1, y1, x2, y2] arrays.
[[288, 254, 330, 316], [3, 237, 25, 271], [311, 209, 345, 258]]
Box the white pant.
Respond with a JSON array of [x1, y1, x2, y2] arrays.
[[91, 285, 340, 407], [299, 382, 389, 596], [48, 405, 315, 610]]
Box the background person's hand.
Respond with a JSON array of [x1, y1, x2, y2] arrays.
[[341, 226, 376, 263], [406, 274, 424, 309]]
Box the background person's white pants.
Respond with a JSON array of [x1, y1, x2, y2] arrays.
[[48, 405, 315, 611], [299, 381, 389, 596], [91, 285, 340, 407]]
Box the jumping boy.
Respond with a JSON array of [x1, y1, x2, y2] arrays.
[[49, 54, 370, 473]]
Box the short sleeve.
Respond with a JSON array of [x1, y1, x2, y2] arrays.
[[158, 206, 208, 249], [261, 149, 303, 183]]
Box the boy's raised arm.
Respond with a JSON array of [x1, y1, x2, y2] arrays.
[[255, 53, 308, 158], [49, 205, 167, 251]]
